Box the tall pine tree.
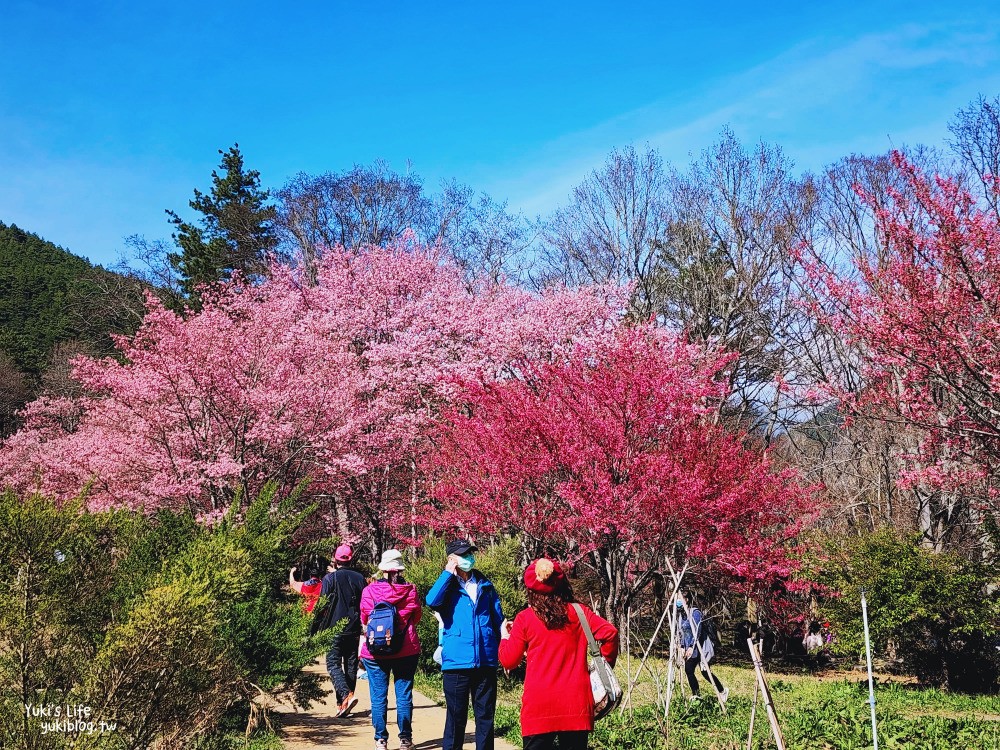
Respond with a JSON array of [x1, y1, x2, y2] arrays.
[[167, 145, 277, 304]]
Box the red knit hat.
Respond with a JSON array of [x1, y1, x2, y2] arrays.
[[524, 558, 566, 593]]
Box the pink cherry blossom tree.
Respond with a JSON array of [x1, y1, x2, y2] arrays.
[[797, 152, 1000, 547], [1, 234, 625, 552]]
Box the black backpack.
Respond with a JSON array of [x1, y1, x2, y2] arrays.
[[699, 616, 719, 648]]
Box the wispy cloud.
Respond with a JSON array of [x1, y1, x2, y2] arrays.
[[495, 20, 1000, 217]]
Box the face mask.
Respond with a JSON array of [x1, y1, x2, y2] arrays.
[[457, 555, 475, 572], [675, 600, 684, 609]]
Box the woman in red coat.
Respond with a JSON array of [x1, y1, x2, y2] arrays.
[[499, 558, 619, 750]]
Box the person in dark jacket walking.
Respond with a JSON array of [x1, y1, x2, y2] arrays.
[[318, 544, 367, 717], [425, 539, 505, 750]]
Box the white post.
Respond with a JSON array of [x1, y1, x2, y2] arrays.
[[664, 605, 677, 717], [626, 605, 632, 712], [745, 666, 760, 750], [861, 588, 879, 750]]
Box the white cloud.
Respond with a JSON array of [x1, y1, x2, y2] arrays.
[[491, 19, 1000, 217]]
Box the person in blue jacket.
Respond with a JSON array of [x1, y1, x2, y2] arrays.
[[426, 539, 505, 750], [677, 593, 728, 704]]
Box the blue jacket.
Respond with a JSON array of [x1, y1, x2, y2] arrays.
[[680, 608, 708, 654], [425, 569, 504, 670]]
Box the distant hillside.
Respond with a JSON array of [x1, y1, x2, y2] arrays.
[[0, 222, 144, 377]]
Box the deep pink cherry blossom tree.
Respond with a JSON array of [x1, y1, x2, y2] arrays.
[[427, 326, 814, 622]]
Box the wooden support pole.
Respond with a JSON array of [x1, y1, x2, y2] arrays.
[[663, 604, 678, 733], [746, 649, 760, 750], [747, 637, 786, 750]]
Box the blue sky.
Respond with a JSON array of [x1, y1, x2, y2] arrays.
[[2, 0, 999, 267]]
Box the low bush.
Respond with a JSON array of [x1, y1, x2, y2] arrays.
[[801, 529, 1000, 692], [484, 665, 1000, 749], [0, 484, 336, 749], [780, 681, 1000, 750]]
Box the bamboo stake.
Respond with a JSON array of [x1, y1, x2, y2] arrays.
[[746, 649, 760, 750], [747, 637, 786, 750], [664, 604, 677, 718]]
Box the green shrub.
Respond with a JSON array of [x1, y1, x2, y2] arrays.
[[0, 485, 336, 749], [0, 492, 122, 749], [802, 529, 1000, 692], [189, 484, 339, 698], [81, 578, 240, 748]]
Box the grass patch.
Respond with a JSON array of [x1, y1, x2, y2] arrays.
[[414, 659, 1000, 749], [193, 728, 285, 750]]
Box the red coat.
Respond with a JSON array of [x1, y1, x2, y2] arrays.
[[300, 579, 322, 613], [499, 603, 619, 737]]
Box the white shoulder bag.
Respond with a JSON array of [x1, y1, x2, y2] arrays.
[[571, 603, 621, 720]]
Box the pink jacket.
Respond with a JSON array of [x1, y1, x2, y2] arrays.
[[359, 579, 422, 660]]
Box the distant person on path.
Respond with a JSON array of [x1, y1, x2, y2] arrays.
[[803, 619, 830, 669], [319, 544, 366, 717], [677, 593, 728, 703], [288, 554, 328, 613], [426, 539, 505, 750], [499, 558, 618, 750], [803, 620, 825, 653], [360, 549, 422, 750]]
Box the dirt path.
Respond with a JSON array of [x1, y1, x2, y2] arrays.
[[274, 659, 519, 749]]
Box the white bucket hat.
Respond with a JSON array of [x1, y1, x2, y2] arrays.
[[378, 549, 405, 572]]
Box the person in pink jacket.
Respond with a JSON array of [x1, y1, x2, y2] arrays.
[[360, 549, 422, 750]]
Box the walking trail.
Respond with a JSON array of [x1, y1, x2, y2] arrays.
[[273, 658, 519, 749]]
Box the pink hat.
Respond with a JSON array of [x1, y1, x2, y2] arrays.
[[334, 544, 353, 562]]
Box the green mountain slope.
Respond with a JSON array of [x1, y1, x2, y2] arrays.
[[0, 222, 143, 377]]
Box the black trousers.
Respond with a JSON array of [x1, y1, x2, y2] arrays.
[[442, 667, 497, 750], [326, 633, 360, 703], [684, 654, 723, 695], [523, 731, 589, 750]]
